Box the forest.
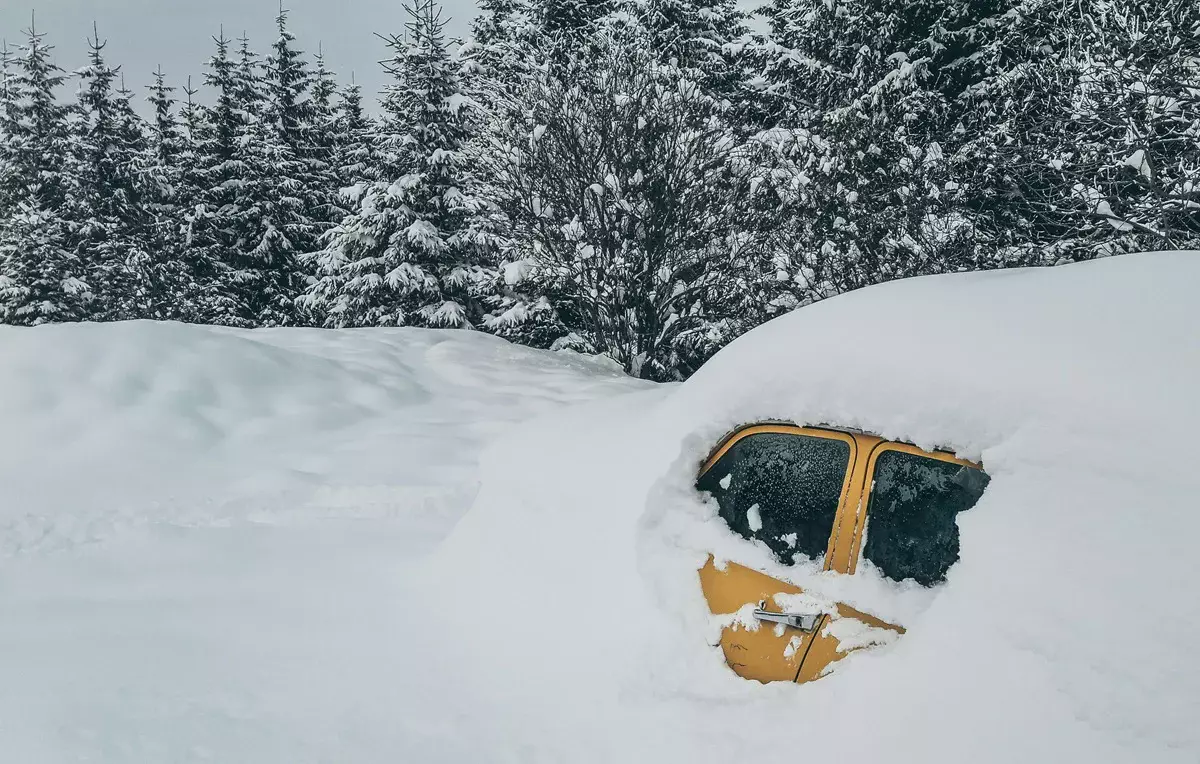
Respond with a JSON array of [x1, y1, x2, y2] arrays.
[[1, 0, 1196, 379]]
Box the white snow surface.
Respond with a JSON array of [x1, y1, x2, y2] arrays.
[[3, 251, 1198, 762]]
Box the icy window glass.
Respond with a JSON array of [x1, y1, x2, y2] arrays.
[[697, 432, 850, 564], [862, 451, 990, 586]]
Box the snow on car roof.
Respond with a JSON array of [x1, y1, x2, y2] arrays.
[[429, 251, 1200, 763]]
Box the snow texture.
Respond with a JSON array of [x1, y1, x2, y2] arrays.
[[3, 251, 1199, 762], [425, 251, 1200, 763]]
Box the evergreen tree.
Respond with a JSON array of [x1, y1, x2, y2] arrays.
[[186, 30, 250, 325], [0, 22, 84, 324], [135, 67, 196, 319], [635, 0, 747, 80], [302, 0, 497, 329], [229, 29, 304, 326], [0, 41, 21, 220], [333, 78, 379, 188], [971, 0, 1200, 258], [298, 41, 347, 264], [68, 27, 149, 320], [463, 0, 537, 107]]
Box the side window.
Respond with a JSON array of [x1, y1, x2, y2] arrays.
[[697, 432, 850, 564], [862, 450, 990, 586]]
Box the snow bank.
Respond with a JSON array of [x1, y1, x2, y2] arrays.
[[427, 251, 1200, 763], [3, 253, 1196, 762], [0, 321, 648, 761]]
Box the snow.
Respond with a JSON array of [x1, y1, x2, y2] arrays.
[[423, 251, 1200, 762], [3, 252, 1199, 762], [0, 321, 648, 760]]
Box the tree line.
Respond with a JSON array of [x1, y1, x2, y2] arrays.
[[2, 1, 1197, 380]]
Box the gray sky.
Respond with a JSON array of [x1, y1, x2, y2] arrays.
[[2, 2, 762, 113], [1, 1, 480, 109]]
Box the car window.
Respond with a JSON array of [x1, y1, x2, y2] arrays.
[[862, 450, 990, 586], [697, 432, 850, 564]]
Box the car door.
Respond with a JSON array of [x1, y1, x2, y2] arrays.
[[697, 426, 989, 684], [695, 425, 859, 683], [798, 442, 990, 680]]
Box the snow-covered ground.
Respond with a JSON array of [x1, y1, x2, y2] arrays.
[[0, 323, 655, 761], [3, 252, 1198, 763]]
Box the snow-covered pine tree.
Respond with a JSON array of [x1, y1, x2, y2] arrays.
[[0, 41, 21, 221], [171, 75, 241, 323], [184, 30, 254, 325], [134, 67, 200, 320], [302, 0, 498, 329], [237, 8, 337, 325], [333, 78, 379, 188], [223, 28, 308, 326], [462, 0, 537, 110], [974, 0, 1200, 258], [298, 42, 348, 264], [68, 27, 150, 320], [111, 74, 155, 318], [0, 22, 86, 325], [633, 0, 747, 88], [2, 22, 72, 214], [748, 0, 1020, 303], [184, 31, 238, 319], [534, 0, 616, 68]]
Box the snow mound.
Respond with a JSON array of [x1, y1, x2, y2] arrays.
[[2, 254, 1196, 762], [0, 321, 639, 557], [0, 321, 651, 762], [428, 252, 1200, 763]]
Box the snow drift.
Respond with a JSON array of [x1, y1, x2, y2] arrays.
[[2, 252, 1197, 763], [0, 322, 648, 761], [427, 251, 1200, 763]]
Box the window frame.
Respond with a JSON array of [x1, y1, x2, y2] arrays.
[[843, 440, 984, 576], [698, 424, 859, 572], [699, 423, 985, 578]]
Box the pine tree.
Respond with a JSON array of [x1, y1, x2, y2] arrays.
[[134, 67, 194, 319], [333, 78, 379, 188], [970, 0, 1200, 258], [0, 21, 85, 325], [172, 75, 240, 323], [0, 41, 22, 221], [299, 42, 347, 267], [635, 0, 747, 79], [302, 0, 497, 329], [463, 0, 536, 106], [308, 44, 341, 179], [68, 26, 149, 320], [744, 0, 1028, 302], [229, 29, 304, 326], [186, 30, 251, 325]]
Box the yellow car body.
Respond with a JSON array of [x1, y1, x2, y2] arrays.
[[697, 423, 986, 684]]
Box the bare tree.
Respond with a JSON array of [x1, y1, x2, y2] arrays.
[[481, 21, 774, 380]]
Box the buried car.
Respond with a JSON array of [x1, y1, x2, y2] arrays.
[[421, 250, 1200, 763], [696, 423, 989, 683]]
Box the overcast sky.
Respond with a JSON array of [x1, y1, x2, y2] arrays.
[[2, 2, 762, 113], [1, 1, 480, 109]]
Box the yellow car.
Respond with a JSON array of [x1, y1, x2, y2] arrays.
[[696, 423, 988, 684]]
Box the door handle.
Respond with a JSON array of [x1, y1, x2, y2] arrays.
[[753, 601, 821, 632]]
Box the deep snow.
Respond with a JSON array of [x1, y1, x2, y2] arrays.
[[425, 251, 1200, 763], [0, 323, 652, 761], [2, 252, 1198, 763]]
